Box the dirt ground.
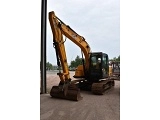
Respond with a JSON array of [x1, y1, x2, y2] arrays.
[[40, 71, 120, 120], [45, 71, 78, 92]]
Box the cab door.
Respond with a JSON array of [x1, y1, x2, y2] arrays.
[[101, 54, 109, 78]]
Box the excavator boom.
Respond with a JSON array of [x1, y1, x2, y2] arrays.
[[49, 11, 91, 72], [49, 11, 89, 101]]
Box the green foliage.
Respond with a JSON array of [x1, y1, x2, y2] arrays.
[[110, 55, 120, 62], [70, 55, 83, 68], [117, 55, 120, 61], [40, 61, 53, 70], [46, 62, 53, 70]]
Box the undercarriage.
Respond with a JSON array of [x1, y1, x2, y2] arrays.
[[50, 78, 115, 101]]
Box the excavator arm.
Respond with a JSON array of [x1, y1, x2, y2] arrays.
[[48, 11, 91, 100], [49, 11, 70, 83], [49, 11, 91, 82]]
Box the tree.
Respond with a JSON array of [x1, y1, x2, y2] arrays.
[[110, 55, 120, 62], [46, 62, 53, 70], [69, 55, 83, 68], [117, 55, 120, 61]]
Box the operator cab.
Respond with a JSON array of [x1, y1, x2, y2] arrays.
[[88, 52, 109, 82]]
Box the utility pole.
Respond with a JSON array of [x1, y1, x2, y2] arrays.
[[40, 0, 47, 94]]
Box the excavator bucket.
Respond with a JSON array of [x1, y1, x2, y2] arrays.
[[50, 83, 83, 101]]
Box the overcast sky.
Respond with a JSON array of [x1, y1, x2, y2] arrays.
[[47, 0, 120, 65]]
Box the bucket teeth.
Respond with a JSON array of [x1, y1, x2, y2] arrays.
[[50, 84, 83, 101]]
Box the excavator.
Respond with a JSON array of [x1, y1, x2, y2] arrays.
[[109, 61, 120, 81], [49, 11, 115, 101]]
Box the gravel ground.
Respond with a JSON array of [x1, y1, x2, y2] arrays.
[[40, 71, 120, 120], [45, 71, 78, 92]]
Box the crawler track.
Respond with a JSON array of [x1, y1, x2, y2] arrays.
[[91, 79, 115, 95], [72, 79, 115, 95]]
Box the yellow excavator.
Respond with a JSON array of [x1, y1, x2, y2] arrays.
[[49, 11, 115, 101]]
